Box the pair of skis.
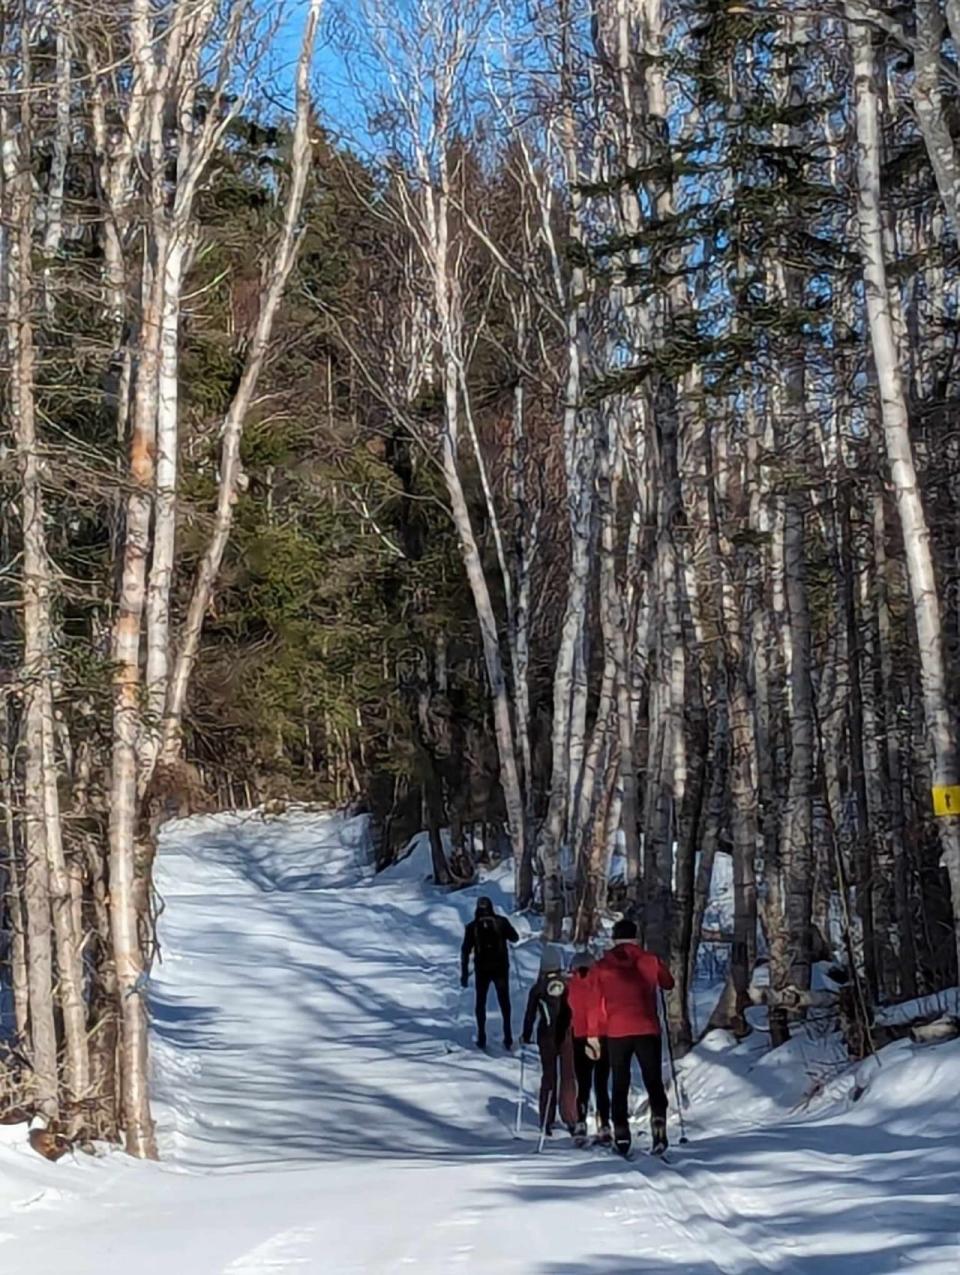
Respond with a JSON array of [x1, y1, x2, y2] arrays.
[[513, 1051, 573, 1154], [516, 1049, 681, 1162], [615, 1142, 677, 1166]]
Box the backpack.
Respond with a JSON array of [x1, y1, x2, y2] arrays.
[[535, 977, 567, 1033], [475, 915, 502, 964]]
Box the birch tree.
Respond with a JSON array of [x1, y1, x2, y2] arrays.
[[847, 8, 960, 976], [350, 0, 530, 900], [2, 1, 89, 1130]]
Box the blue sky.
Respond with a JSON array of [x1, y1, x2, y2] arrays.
[[266, 0, 374, 152]]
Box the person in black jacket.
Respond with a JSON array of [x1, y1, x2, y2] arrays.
[[521, 947, 578, 1136], [460, 896, 519, 1049]]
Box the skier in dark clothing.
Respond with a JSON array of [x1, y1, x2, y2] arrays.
[[567, 951, 611, 1145], [585, 919, 674, 1156], [521, 947, 577, 1137], [460, 896, 519, 1050]]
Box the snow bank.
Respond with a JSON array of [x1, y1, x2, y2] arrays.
[[874, 985, 960, 1026], [154, 806, 375, 897]]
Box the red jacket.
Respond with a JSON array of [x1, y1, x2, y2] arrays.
[[567, 969, 605, 1038], [587, 942, 674, 1038]]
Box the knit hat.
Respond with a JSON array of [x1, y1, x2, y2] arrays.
[[612, 918, 638, 942], [539, 944, 563, 974]]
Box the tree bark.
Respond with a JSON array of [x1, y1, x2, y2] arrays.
[[7, 84, 58, 1119], [912, 2, 960, 243], [0, 705, 29, 1045], [41, 678, 90, 1131], [109, 240, 163, 1158], [849, 13, 960, 977], [162, 1, 323, 760], [142, 237, 189, 786], [41, 2, 72, 313]]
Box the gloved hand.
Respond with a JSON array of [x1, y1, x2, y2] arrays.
[[460, 974, 468, 989], [586, 1037, 601, 1061]]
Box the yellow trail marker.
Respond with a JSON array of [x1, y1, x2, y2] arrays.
[[932, 785, 960, 817]]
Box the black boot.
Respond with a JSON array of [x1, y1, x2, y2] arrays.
[[651, 1115, 668, 1155], [613, 1123, 631, 1157]]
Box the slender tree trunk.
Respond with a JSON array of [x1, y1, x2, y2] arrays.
[[142, 237, 189, 786], [780, 484, 815, 996], [41, 2, 72, 313], [41, 679, 90, 1131], [573, 741, 619, 944], [838, 485, 880, 1000], [873, 492, 917, 997], [436, 352, 526, 906], [162, 4, 322, 759], [912, 2, 960, 243], [537, 13, 597, 937], [687, 732, 724, 1009], [643, 403, 687, 959], [84, 834, 120, 1141], [109, 243, 163, 1158], [849, 15, 960, 976], [668, 702, 705, 1054], [8, 107, 58, 1119], [705, 411, 757, 1035], [507, 298, 536, 907], [0, 707, 29, 1044], [602, 403, 643, 919]]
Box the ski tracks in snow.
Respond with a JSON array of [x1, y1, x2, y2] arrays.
[[4, 813, 959, 1273]]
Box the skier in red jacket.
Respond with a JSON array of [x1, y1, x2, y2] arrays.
[[585, 918, 674, 1156], [567, 952, 611, 1145]]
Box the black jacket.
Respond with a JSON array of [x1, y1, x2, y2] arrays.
[[461, 914, 519, 979], [522, 974, 572, 1046]]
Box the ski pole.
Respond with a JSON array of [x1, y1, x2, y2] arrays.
[[515, 1048, 525, 1136], [660, 988, 689, 1144], [537, 1105, 549, 1155], [535, 1058, 551, 1154]]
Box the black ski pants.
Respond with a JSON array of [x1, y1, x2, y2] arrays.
[[573, 1036, 610, 1127], [608, 1034, 667, 1131], [537, 1029, 577, 1132], [476, 967, 511, 1044]]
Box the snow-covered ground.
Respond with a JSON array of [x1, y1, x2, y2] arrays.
[[2, 810, 959, 1273]]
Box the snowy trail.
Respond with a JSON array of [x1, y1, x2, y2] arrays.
[[2, 810, 959, 1273]]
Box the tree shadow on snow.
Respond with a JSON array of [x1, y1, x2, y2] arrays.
[[150, 908, 532, 1166], [488, 1123, 960, 1275]]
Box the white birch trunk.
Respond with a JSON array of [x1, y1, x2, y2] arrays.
[[536, 28, 598, 931], [0, 705, 30, 1044], [109, 244, 163, 1158], [162, 2, 323, 759], [506, 297, 538, 904], [912, 2, 960, 242], [848, 11, 960, 974], [142, 237, 188, 784], [6, 103, 59, 1119], [41, 3, 71, 313], [40, 678, 90, 1127]]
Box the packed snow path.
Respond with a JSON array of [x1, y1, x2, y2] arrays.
[[2, 811, 959, 1273]]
